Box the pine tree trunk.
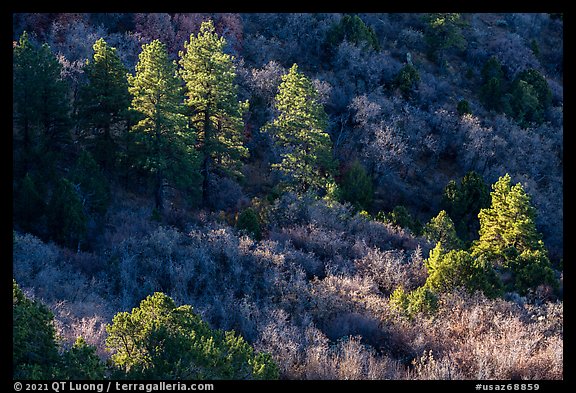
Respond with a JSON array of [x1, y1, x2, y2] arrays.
[[101, 122, 113, 174], [155, 171, 165, 213], [22, 119, 30, 175], [201, 110, 211, 208], [202, 157, 210, 208], [154, 105, 164, 213]]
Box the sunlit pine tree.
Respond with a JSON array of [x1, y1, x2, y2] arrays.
[[265, 63, 336, 195], [471, 173, 556, 293], [128, 39, 200, 212], [179, 19, 249, 207]]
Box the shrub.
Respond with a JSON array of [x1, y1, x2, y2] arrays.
[[208, 175, 248, 212], [355, 248, 424, 295], [456, 99, 471, 115], [339, 159, 373, 211], [393, 64, 420, 98], [389, 286, 438, 318], [389, 287, 409, 313], [13, 232, 61, 284], [410, 350, 454, 380], [256, 310, 398, 380], [236, 207, 262, 240], [414, 291, 563, 379], [398, 27, 425, 51], [376, 205, 422, 235]]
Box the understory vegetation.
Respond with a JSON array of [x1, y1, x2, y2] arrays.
[[13, 12, 562, 380]]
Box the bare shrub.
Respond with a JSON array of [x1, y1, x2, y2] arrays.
[[62, 249, 107, 277], [322, 336, 399, 380], [256, 309, 401, 380], [408, 350, 459, 380], [13, 233, 113, 358], [355, 247, 426, 295], [101, 188, 160, 247], [15, 207, 561, 380], [284, 247, 325, 279], [272, 224, 350, 262], [255, 308, 321, 379], [13, 232, 61, 284], [208, 175, 249, 212], [398, 27, 425, 52], [268, 193, 427, 264], [53, 307, 109, 358], [310, 273, 389, 346], [397, 291, 563, 379]]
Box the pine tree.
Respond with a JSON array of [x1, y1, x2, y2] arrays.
[[441, 171, 490, 243], [471, 174, 556, 293], [179, 19, 249, 208], [265, 63, 336, 195], [505, 69, 552, 127], [46, 178, 87, 249], [34, 40, 72, 163], [129, 39, 200, 212], [14, 173, 45, 234], [324, 14, 380, 57], [76, 38, 131, 172], [473, 174, 542, 260], [59, 337, 106, 380], [423, 243, 502, 298], [423, 210, 462, 250], [69, 150, 110, 218], [479, 56, 505, 111], [339, 159, 373, 211], [13, 280, 60, 379], [13, 31, 71, 179], [13, 31, 41, 178], [106, 292, 278, 379], [423, 13, 467, 63]]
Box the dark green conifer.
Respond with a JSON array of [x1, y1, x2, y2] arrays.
[[179, 20, 249, 207], [129, 39, 200, 212]]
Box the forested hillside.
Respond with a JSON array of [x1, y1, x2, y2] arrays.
[[12, 13, 563, 380]]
